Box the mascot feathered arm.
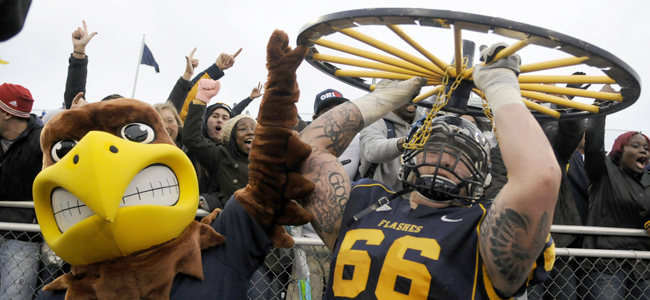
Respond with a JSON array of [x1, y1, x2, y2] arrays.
[[234, 30, 314, 248]]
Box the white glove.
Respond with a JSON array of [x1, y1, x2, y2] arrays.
[[352, 77, 427, 126], [474, 43, 523, 117]]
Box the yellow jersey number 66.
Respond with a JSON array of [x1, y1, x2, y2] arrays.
[[333, 228, 441, 299]]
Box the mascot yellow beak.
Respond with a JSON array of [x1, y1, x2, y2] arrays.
[[34, 131, 198, 266]]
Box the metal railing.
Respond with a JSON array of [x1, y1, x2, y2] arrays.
[[2, 201, 650, 299]]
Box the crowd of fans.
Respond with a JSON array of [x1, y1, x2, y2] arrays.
[[2, 20, 650, 300]]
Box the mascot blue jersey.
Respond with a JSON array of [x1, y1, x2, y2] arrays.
[[324, 179, 554, 300]]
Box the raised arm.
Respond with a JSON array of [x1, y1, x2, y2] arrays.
[[64, 20, 96, 108], [180, 79, 224, 170], [584, 85, 616, 182], [167, 48, 198, 113], [474, 44, 562, 296], [231, 82, 263, 116], [299, 78, 426, 250], [546, 75, 589, 162], [178, 49, 241, 122]]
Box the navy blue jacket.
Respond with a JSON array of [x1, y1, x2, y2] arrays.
[[0, 114, 43, 241]]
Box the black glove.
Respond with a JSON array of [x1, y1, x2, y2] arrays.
[[564, 71, 592, 100]]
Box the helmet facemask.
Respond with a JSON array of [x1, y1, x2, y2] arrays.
[[400, 116, 490, 206]]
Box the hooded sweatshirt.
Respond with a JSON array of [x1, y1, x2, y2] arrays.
[[359, 111, 420, 191]]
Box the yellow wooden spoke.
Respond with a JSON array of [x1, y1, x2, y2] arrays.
[[386, 24, 452, 75], [520, 57, 589, 73], [371, 80, 442, 91], [522, 99, 562, 119], [472, 89, 561, 118], [312, 53, 437, 78], [334, 27, 445, 76], [462, 66, 474, 79], [413, 85, 445, 103], [452, 25, 463, 78], [491, 38, 532, 63], [518, 75, 616, 84], [335, 69, 438, 82], [314, 38, 439, 77], [519, 84, 623, 102], [520, 90, 600, 113], [464, 38, 533, 79]]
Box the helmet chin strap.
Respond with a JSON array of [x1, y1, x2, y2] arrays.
[[347, 187, 414, 227]]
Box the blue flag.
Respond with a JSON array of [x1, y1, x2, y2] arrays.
[[141, 43, 160, 73]]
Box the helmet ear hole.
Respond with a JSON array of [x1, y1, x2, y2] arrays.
[[483, 173, 492, 187]]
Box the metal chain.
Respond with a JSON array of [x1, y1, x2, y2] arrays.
[[479, 92, 498, 141], [404, 57, 469, 150]]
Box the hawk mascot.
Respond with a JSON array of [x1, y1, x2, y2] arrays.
[[35, 29, 312, 300]]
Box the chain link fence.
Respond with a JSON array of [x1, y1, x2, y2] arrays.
[[3, 223, 650, 299], [248, 246, 650, 300]]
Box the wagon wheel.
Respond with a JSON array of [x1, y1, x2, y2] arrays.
[[297, 8, 640, 121]]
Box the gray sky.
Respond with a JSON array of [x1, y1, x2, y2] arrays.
[[1, 0, 648, 151]]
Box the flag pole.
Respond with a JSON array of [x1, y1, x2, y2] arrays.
[[132, 35, 145, 98]]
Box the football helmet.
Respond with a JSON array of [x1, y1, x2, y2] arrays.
[[400, 115, 491, 205]]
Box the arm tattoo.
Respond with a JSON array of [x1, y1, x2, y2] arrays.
[[480, 205, 549, 284], [302, 152, 349, 236], [312, 103, 363, 156]]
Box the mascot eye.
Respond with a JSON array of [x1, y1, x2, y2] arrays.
[[119, 123, 156, 144], [51, 140, 78, 162]]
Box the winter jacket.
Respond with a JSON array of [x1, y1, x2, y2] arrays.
[[182, 103, 249, 209], [359, 111, 418, 191], [0, 114, 43, 241], [64, 54, 87, 109], [544, 120, 584, 247], [568, 151, 589, 225], [581, 115, 650, 279]]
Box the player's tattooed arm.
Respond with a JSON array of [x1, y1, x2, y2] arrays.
[[297, 102, 362, 250], [301, 102, 364, 157], [479, 204, 550, 296], [299, 149, 350, 250]]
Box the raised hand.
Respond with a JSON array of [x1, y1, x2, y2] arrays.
[[71, 20, 97, 59], [70, 92, 89, 109], [249, 82, 263, 99], [566, 71, 592, 90], [473, 42, 523, 117], [235, 30, 312, 248], [599, 84, 618, 94], [215, 48, 242, 71], [195, 79, 221, 104], [183, 47, 199, 81]]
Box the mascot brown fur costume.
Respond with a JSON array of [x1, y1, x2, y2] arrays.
[[35, 29, 313, 300]]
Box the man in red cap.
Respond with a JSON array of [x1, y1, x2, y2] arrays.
[[0, 83, 43, 299]]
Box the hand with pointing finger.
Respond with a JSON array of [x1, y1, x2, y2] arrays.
[[71, 20, 97, 59], [183, 47, 199, 81], [215, 48, 242, 71], [70, 92, 89, 109]]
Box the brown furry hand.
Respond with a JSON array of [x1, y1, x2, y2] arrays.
[[235, 30, 313, 248]]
